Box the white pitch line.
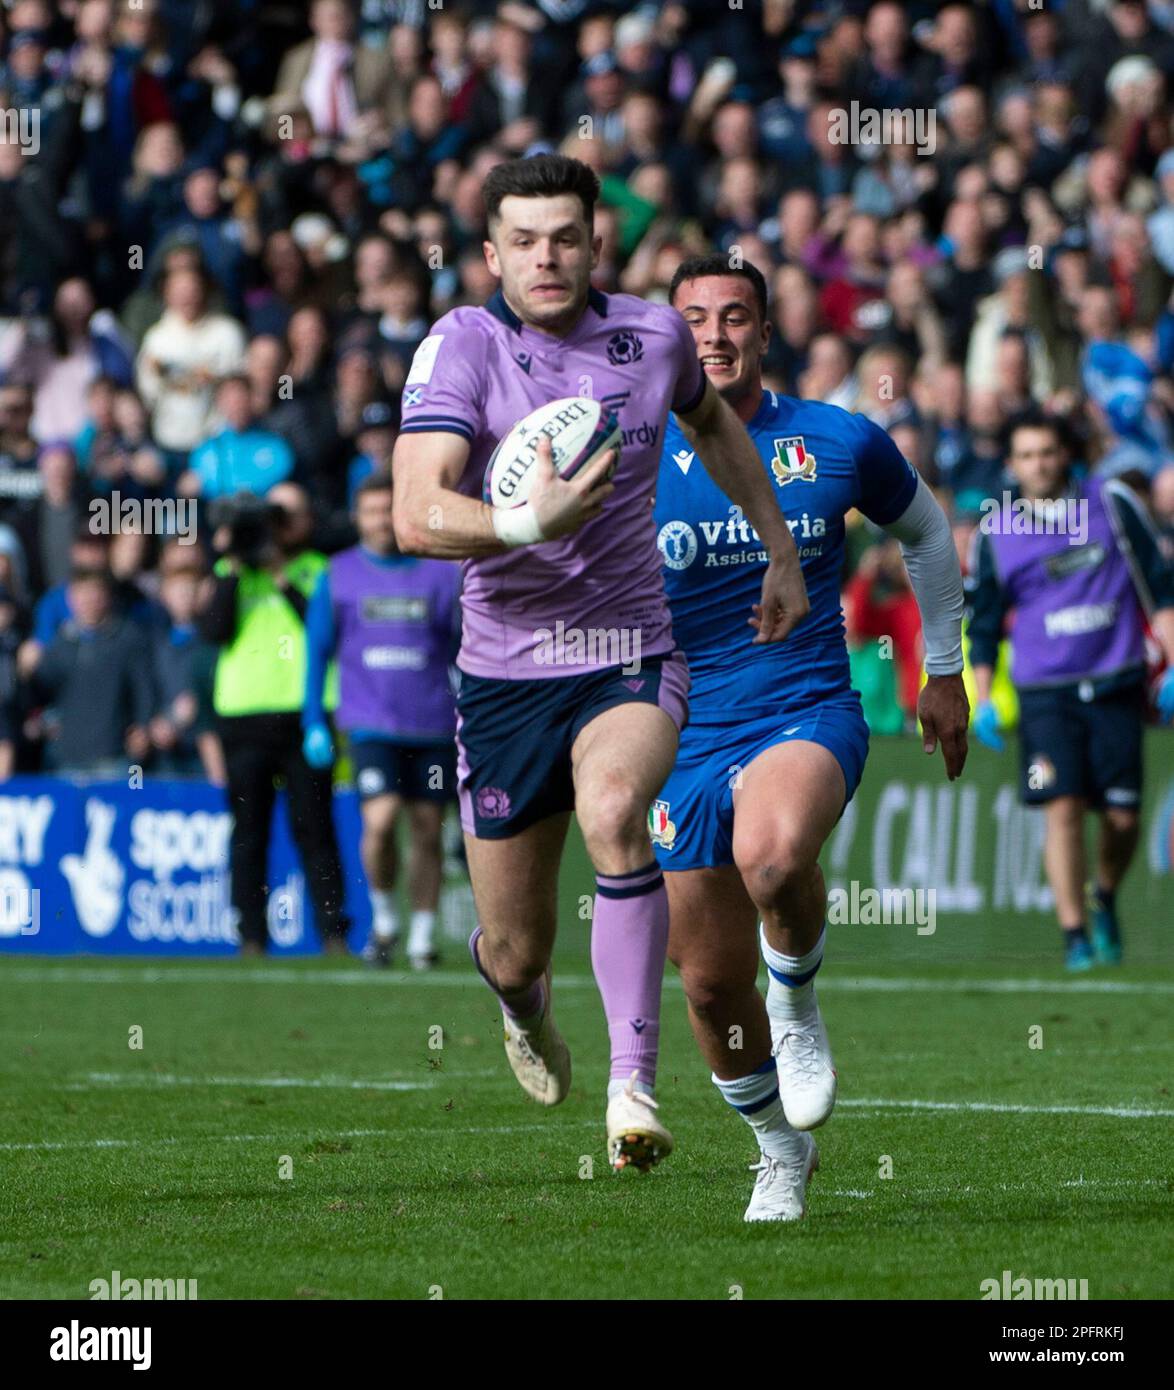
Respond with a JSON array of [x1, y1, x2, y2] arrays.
[[3, 965, 1172, 996], [0, 1120, 603, 1153], [4, 1094, 1171, 1155], [80, 1072, 434, 1092], [838, 1097, 1174, 1120]]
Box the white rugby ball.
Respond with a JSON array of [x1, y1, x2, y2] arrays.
[[484, 396, 621, 509]]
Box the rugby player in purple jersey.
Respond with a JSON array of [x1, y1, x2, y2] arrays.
[[391, 154, 809, 1170]]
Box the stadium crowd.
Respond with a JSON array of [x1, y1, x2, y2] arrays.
[[0, 0, 1172, 778]]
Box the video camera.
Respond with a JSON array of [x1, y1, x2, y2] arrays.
[[208, 492, 288, 569]]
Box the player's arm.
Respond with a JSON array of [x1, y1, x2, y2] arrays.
[[965, 528, 1006, 706], [881, 475, 969, 777], [1105, 478, 1174, 719], [303, 570, 335, 733], [392, 429, 615, 557], [1105, 477, 1174, 651], [674, 378, 809, 642], [301, 569, 336, 768]]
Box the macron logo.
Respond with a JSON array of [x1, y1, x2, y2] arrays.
[[672, 449, 694, 475]]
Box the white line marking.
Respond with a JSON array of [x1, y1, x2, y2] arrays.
[[838, 1098, 1174, 1119], [3, 965, 1172, 996], [5, 1094, 1171, 1155], [80, 1072, 434, 1091], [0, 1121, 602, 1153]]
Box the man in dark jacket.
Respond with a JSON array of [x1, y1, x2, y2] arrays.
[[25, 569, 154, 776]]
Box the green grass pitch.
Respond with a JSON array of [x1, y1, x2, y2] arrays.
[[2, 807, 1171, 1301]]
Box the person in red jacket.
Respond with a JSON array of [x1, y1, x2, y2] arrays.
[[844, 539, 925, 719]]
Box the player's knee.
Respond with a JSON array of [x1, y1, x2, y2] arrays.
[[362, 799, 399, 840], [1103, 806, 1139, 836], [1046, 796, 1085, 830], [578, 779, 649, 858], [409, 811, 443, 854], [734, 830, 816, 910]]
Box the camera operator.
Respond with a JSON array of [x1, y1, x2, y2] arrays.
[[198, 481, 349, 956]]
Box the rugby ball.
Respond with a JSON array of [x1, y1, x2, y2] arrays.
[[484, 397, 621, 509]]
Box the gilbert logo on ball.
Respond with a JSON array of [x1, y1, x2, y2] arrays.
[[484, 397, 621, 509]]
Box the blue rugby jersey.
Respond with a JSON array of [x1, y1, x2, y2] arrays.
[[656, 390, 918, 723]]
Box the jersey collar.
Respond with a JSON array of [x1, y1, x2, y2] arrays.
[[746, 387, 785, 433], [485, 286, 609, 334]]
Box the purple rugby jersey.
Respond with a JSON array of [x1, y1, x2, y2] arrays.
[[986, 477, 1147, 688], [399, 287, 706, 680], [329, 548, 460, 738]]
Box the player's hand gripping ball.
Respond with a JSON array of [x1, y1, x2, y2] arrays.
[[484, 397, 621, 509]]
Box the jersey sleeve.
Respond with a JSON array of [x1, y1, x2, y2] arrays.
[[302, 568, 335, 731], [852, 415, 920, 526], [397, 311, 487, 443], [1104, 477, 1174, 612], [664, 305, 707, 416]]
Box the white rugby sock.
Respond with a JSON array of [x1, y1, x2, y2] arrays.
[[407, 910, 437, 957], [370, 891, 399, 941], [762, 923, 825, 1021], [713, 1061, 801, 1160]]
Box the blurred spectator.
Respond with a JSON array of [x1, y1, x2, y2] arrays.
[[135, 265, 246, 469], [0, 581, 24, 779], [3, 278, 133, 443], [154, 161, 258, 317], [844, 539, 924, 724], [181, 375, 294, 499], [24, 567, 153, 776], [347, 398, 396, 504], [270, 0, 399, 143], [149, 542, 222, 781]]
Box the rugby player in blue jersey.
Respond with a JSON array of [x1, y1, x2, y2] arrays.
[[652, 256, 970, 1220]]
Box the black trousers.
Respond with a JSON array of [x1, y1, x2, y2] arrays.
[[219, 712, 347, 949]]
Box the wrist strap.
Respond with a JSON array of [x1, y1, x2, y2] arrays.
[[492, 502, 543, 547]]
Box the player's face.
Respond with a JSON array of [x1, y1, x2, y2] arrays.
[[673, 275, 770, 403], [1009, 428, 1067, 499], [484, 195, 600, 335], [355, 488, 396, 554]]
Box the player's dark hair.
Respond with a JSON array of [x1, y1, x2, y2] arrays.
[[482, 155, 600, 229], [668, 254, 769, 325]]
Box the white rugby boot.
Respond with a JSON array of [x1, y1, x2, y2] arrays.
[[744, 1133, 819, 1222], [605, 1071, 674, 1172], [501, 969, 572, 1106], [770, 997, 837, 1131]]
